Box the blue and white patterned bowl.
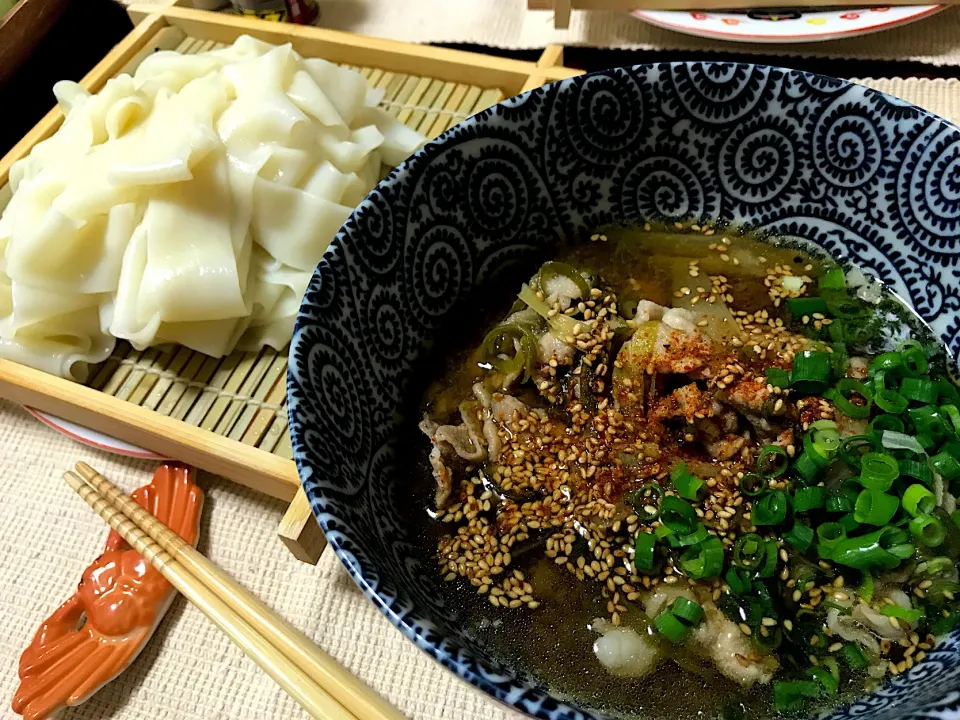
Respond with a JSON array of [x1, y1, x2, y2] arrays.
[[287, 63, 960, 720]]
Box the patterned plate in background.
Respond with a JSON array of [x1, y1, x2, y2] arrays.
[[632, 5, 944, 43]]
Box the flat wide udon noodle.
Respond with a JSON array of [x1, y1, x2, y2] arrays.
[[0, 34, 426, 380]]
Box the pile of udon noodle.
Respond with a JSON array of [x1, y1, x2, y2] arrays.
[[0, 35, 423, 381]]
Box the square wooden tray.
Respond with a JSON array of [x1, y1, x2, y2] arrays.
[[0, 5, 582, 562]]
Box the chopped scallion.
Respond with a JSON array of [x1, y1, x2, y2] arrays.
[[910, 514, 946, 547], [900, 377, 939, 404], [793, 486, 826, 513], [831, 378, 872, 419], [903, 484, 936, 517], [634, 532, 657, 571], [857, 452, 899, 491], [752, 490, 789, 526], [784, 521, 814, 552], [660, 496, 698, 536], [854, 490, 899, 526], [757, 446, 789, 478], [671, 461, 707, 501], [680, 536, 725, 579]]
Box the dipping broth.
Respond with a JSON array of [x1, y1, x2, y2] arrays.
[[416, 224, 960, 719]]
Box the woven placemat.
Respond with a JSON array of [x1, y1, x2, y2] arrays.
[[136, 0, 960, 66], [0, 75, 956, 720], [292, 0, 960, 64]]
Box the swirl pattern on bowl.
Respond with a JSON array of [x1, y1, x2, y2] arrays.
[[289, 63, 960, 720]]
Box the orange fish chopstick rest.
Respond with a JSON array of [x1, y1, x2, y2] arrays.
[[12, 463, 203, 720]]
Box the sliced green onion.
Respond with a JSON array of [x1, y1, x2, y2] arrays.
[[629, 484, 661, 522], [733, 533, 766, 571], [794, 452, 824, 482], [757, 446, 789, 478], [774, 680, 821, 712], [676, 524, 709, 547], [812, 425, 841, 453], [766, 367, 792, 389], [481, 323, 538, 381], [819, 267, 846, 291], [655, 524, 682, 549], [654, 608, 690, 643], [825, 294, 865, 319], [634, 532, 657, 571], [793, 486, 825, 512], [881, 430, 927, 457], [826, 481, 859, 514], [944, 440, 960, 458], [784, 521, 814, 552], [869, 414, 905, 434], [828, 319, 848, 343], [900, 377, 939, 404], [752, 490, 789, 526], [903, 484, 937, 517], [739, 473, 766, 497], [941, 404, 960, 434], [901, 345, 929, 376], [837, 513, 860, 533], [817, 522, 847, 558], [870, 351, 905, 377], [831, 342, 850, 376], [937, 380, 960, 402], [857, 571, 875, 602], [842, 643, 868, 669], [802, 432, 833, 469], [931, 611, 960, 637], [926, 580, 960, 605], [841, 435, 879, 469], [910, 515, 946, 547], [916, 556, 955, 578], [930, 452, 960, 482], [908, 406, 947, 442], [831, 526, 912, 571], [898, 460, 934, 490], [671, 462, 707, 501], [756, 539, 779, 578], [875, 389, 909, 414], [671, 597, 705, 626], [808, 666, 838, 695], [787, 297, 829, 316], [725, 566, 753, 594], [879, 604, 924, 623], [826, 493, 853, 514], [660, 496, 698, 536], [857, 452, 899, 491], [791, 351, 833, 392], [854, 490, 900, 526], [680, 536, 724, 579], [831, 378, 872, 419]]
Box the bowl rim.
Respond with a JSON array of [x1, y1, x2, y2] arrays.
[[288, 60, 960, 720]]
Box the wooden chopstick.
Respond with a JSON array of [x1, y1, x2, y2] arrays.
[[65, 464, 404, 720], [62, 470, 351, 720], [72, 462, 402, 720]]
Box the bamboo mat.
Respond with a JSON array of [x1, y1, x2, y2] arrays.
[[1, 76, 959, 720], [152, 0, 960, 66]]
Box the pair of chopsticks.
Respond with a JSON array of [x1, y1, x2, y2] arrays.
[[65, 462, 406, 720]]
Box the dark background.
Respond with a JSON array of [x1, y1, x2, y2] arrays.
[[1, 0, 956, 159]]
